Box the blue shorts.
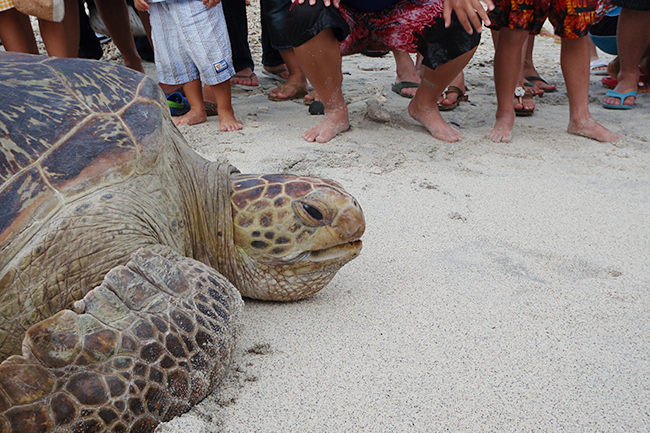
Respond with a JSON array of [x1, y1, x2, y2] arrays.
[[149, 0, 235, 86]]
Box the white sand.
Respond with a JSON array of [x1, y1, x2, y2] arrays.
[[136, 4, 649, 432]]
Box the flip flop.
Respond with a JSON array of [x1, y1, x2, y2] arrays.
[[437, 85, 468, 111], [268, 83, 308, 101], [524, 75, 556, 93], [391, 81, 419, 99], [602, 89, 637, 109], [166, 92, 190, 116], [602, 76, 617, 89], [590, 58, 610, 75], [231, 72, 259, 87], [602, 74, 650, 91], [514, 87, 535, 116], [262, 66, 289, 82]]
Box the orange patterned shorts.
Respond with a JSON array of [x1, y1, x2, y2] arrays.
[[488, 0, 598, 38]]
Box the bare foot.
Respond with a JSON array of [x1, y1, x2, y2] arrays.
[[486, 113, 515, 143], [525, 77, 556, 94], [303, 108, 350, 143], [231, 68, 259, 87], [568, 117, 623, 142], [305, 90, 320, 104], [408, 99, 463, 142], [514, 90, 536, 115], [218, 108, 243, 132], [607, 57, 620, 78], [269, 82, 308, 100], [173, 108, 207, 126]]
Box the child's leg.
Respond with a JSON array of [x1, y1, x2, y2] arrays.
[[487, 28, 530, 143], [38, 0, 79, 57], [561, 37, 622, 142], [0, 8, 38, 54], [174, 79, 207, 126], [207, 81, 242, 132]]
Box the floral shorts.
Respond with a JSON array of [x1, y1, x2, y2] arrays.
[[283, 0, 481, 70], [488, 0, 598, 38]]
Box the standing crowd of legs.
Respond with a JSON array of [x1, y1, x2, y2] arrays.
[[1, 0, 648, 142]]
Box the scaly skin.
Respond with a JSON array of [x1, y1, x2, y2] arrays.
[[0, 248, 243, 433], [0, 54, 365, 432]]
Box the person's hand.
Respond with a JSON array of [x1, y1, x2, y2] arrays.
[[443, 0, 494, 34], [291, 0, 340, 8], [204, 0, 221, 7], [133, 0, 149, 12]]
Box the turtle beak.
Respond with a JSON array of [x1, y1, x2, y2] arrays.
[[308, 239, 363, 262]]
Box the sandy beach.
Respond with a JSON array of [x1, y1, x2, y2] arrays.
[[9, 2, 649, 431], [147, 4, 650, 430]]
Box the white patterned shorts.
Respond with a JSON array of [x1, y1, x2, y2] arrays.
[[148, 0, 235, 86]]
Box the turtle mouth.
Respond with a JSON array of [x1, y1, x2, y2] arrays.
[[307, 240, 363, 262]]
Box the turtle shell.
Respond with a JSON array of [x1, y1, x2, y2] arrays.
[[0, 52, 171, 260]]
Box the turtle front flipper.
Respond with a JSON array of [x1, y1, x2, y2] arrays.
[[0, 248, 243, 433]]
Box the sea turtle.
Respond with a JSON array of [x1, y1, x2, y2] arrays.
[[0, 53, 365, 433]]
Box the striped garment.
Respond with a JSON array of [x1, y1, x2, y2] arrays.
[[148, 0, 234, 86]]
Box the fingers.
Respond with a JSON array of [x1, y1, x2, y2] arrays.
[[445, 0, 492, 34]]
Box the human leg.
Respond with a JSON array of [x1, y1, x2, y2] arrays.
[[268, 48, 309, 100], [207, 81, 242, 131], [38, 0, 79, 57], [261, 0, 308, 100], [0, 8, 38, 54], [486, 28, 530, 143], [561, 37, 621, 141], [392, 51, 421, 98], [603, 8, 650, 107], [409, 48, 476, 142], [523, 35, 557, 92], [293, 28, 349, 143], [261, 16, 288, 79], [174, 79, 207, 126], [223, 0, 258, 86], [93, 0, 144, 71]]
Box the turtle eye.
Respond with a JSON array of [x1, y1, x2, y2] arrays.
[[293, 200, 330, 226], [302, 203, 323, 221]]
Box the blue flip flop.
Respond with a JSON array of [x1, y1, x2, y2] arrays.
[[602, 89, 637, 110], [166, 92, 190, 116]]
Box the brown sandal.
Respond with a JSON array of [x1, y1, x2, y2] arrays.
[[514, 86, 535, 117], [437, 85, 468, 111]]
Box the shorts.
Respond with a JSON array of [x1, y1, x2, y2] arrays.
[[282, 0, 481, 70], [611, 0, 650, 10], [149, 0, 235, 86], [488, 0, 598, 38], [0, 0, 14, 13]]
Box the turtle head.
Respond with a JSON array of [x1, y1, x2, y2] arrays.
[[228, 174, 364, 301]]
